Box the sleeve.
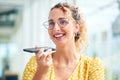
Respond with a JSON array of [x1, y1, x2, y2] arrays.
[[22, 56, 37, 80], [88, 57, 105, 80]]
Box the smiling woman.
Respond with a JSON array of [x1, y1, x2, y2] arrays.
[[22, 2, 104, 80]]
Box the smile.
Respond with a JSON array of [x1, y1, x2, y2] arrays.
[[53, 33, 65, 39]]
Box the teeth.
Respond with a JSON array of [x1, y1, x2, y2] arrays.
[[54, 34, 63, 38]]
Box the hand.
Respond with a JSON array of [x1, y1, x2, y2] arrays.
[[35, 48, 53, 75]]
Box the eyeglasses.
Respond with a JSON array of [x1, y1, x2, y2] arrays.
[[43, 18, 69, 30]]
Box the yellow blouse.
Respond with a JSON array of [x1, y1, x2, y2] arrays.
[[22, 55, 104, 80]]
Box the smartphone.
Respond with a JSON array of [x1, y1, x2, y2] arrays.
[[23, 47, 56, 53]]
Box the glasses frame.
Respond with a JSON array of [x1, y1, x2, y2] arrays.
[[43, 18, 70, 30]]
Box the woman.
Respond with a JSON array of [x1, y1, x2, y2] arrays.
[[22, 2, 104, 80]]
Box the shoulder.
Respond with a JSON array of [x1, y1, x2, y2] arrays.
[[90, 57, 104, 68], [89, 57, 104, 74], [81, 55, 104, 79], [81, 55, 103, 66], [81, 55, 104, 71]]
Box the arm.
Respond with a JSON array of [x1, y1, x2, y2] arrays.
[[22, 49, 53, 80], [88, 58, 104, 80], [22, 56, 48, 80], [32, 49, 53, 80]]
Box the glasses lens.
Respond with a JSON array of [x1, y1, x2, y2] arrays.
[[48, 21, 55, 29], [43, 21, 55, 29], [59, 19, 69, 27], [43, 21, 48, 29], [43, 18, 69, 29]]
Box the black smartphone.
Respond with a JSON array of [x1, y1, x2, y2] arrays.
[[23, 47, 56, 53]]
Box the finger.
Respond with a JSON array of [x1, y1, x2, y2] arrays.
[[36, 48, 54, 62], [46, 55, 52, 61], [35, 48, 44, 56], [46, 55, 53, 65], [40, 48, 45, 52], [39, 51, 52, 62], [35, 45, 38, 48], [43, 49, 55, 56], [35, 48, 45, 61], [36, 48, 50, 61], [42, 54, 52, 64]]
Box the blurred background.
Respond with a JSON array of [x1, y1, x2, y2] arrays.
[[0, 0, 120, 80]]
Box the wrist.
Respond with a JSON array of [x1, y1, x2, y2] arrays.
[[33, 71, 46, 80]]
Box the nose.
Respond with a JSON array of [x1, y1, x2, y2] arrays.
[[53, 23, 61, 31]]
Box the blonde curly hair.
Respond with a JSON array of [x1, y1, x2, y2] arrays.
[[50, 3, 88, 52]]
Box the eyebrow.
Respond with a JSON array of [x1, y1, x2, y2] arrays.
[[48, 19, 53, 22], [48, 17, 67, 22], [58, 18, 67, 20]]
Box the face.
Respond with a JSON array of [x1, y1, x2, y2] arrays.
[[48, 8, 79, 46]]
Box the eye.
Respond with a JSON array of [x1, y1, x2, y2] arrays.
[[49, 21, 55, 27], [59, 19, 68, 25]]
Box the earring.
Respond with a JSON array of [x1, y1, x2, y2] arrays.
[[75, 31, 80, 40]]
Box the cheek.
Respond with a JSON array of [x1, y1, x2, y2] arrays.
[[68, 25, 76, 35], [48, 30, 53, 38], [48, 30, 51, 35], [66, 28, 75, 37]]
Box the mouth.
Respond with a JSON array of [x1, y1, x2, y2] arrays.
[[53, 33, 66, 39]]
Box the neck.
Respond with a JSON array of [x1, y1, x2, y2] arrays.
[[53, 44, 80, 66]]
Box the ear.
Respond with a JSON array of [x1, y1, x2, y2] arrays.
[[74, 23, 80, 33]]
